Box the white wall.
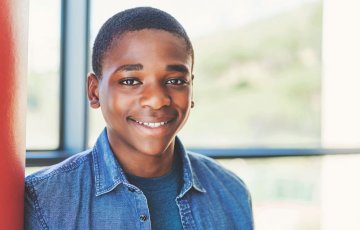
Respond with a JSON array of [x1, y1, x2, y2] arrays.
[[322, 1, 360, 229]]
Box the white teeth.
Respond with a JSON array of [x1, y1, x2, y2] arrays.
[[134, 120, 169, 128]]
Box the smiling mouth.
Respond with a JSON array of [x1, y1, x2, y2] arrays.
[[129, 118, 173, 128]]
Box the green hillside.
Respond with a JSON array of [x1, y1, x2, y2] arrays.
[[181, 1, 322, 147]]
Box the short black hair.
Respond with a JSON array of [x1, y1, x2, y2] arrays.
[[92, 7, 194, 77]]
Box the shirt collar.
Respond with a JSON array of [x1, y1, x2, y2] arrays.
[[92, 128, 206, 196], [92, 129, 128, 196], [174, 137, 207, 197]]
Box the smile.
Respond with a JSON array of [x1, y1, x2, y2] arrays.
[[131, 119, 171, 128]]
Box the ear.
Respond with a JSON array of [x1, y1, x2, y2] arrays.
[[87, 73, 100, 109], [190, 74, 194, 106]]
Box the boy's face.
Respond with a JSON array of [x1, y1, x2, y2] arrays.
[[87, 29, 193, 158]]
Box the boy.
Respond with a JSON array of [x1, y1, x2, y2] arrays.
[[25, 7, 254, 229]]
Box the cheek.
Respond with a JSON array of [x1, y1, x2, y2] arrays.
[[171, 89, 191, 111], [99, 88, 131, 117], [109, 94, 133, 114]]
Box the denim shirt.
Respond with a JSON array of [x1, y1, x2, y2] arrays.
[[25, 129, 254, 230]]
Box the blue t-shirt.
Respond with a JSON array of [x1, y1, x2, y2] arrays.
[[126, 154, 182, 230]]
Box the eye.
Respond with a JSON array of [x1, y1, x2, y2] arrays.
[[166, 78, 188, 85], [119, 78, 141, 86]]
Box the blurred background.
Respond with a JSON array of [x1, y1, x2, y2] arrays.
[[25, 0, 360, 229]]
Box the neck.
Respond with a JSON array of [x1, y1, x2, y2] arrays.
[[109, 140, 175, 178], [121, 152, 174, 178]]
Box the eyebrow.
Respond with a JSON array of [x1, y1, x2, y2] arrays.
[[166, 64, 190, 74], [114, 63, 189, 74], [115, 64, 143, 72]]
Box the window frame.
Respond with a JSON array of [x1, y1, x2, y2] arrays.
[[26, 0, 90, 166]]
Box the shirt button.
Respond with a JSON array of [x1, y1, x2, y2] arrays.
[[128, 187, 136, 192], [139, 214, 148, 222]]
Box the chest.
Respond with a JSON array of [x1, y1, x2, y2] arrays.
[[43, 186, 246, 230]]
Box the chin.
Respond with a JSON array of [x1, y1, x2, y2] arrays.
[[137, 148, 165, 158], [138, 140, 174, 157]]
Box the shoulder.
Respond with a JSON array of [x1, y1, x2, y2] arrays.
[[24, 149, 94, 229], [187, 151, 223, 171], [187, 151, 250, 191], [186, 151, 254, 228], [25, 149, 93, 186], [187, 151, 241, 179]]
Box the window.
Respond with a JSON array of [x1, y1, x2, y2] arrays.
[[27, 0, 61, 150]]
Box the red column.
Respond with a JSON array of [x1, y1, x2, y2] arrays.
[[0, 0, 28, 229]]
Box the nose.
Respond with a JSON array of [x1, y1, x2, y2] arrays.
[[140, 83, 171, 110]]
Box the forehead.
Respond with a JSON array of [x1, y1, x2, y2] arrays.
[[103, 29, 192, 69]]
